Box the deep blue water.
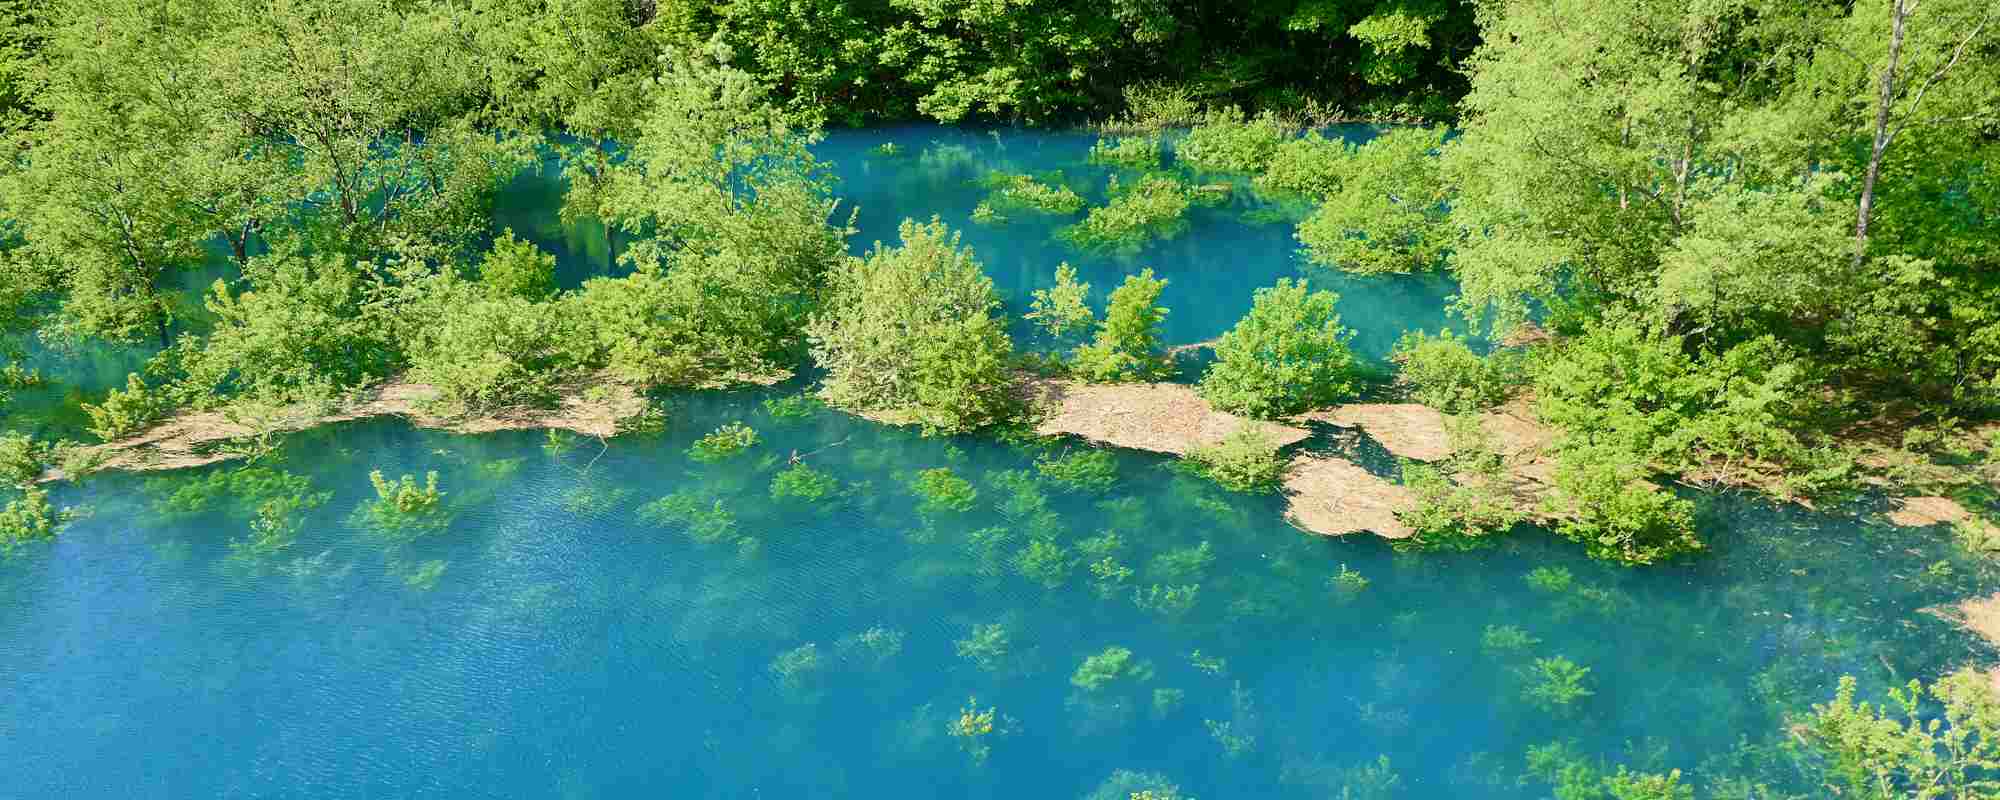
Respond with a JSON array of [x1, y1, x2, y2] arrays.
[[3, 126, 1995, 798]]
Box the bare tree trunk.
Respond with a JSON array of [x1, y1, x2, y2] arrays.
[[1854, 0, 1910, 269]]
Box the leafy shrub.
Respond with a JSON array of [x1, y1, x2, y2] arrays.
[[1538, 327, 1815, 468], [0, 432, 46, 486], [1088, 135, 1163, 168], [1396, 416, 1527, 548], [478, 228, 557, 300], [689, 422, 758, 462], [0, 486, 60, 549], [1198, 278, 1356, 417], [84, 373, 169, 441], [1072, 269, 1171, 382], [1801, 670, 2000, 800], [1392, 329, 1518, 413], [1296, 126, 1452, 274], [1061, 175, 1193, 252], [1071, 646, 1154, 691], [403, 286, 580, 414], [1025, 263, 1095, 342], [1185, 425, 1286, 493], [807, 217, 1017, 435], [771, 463, 840, 504], [1254, 132, 1352, 199], [1536, 326, 1842, 502], [1548, 446, 1701, 565], [568, 250, 809, 390], [1105, 82, 1202, 132], [1176, 107, 1295, 174], [176, 250, 396, 407]]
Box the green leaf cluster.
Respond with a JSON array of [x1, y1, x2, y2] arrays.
[[808, 218, 1017, 435], [1184, 424, 1286, 493], [1198, 278, 1356, 418], [1072, 269, 1172, 382]]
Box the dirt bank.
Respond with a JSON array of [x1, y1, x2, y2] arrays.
[[1281, 455, 1417, 539], [56, 377, 648, 478], [1030, 380, 1309, 455]]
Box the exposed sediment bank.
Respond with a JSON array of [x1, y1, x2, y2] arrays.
[[1029, 380, 1309, 455], [1032, 380, 1563, 540], [55, 377, 648, 478]]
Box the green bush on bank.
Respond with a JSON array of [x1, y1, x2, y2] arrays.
[[1392, 329, 1522, 413], [1072, 270, 1172, 383], [1198, 278, 1356, 418], [1026, 263, 1095, 343], [808, 218, 1017, 435], [1184, 425, 1286, 493], [83, 373, 170, 442]]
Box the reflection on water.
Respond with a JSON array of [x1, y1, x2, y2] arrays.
[[2, 126, 1994, 798]]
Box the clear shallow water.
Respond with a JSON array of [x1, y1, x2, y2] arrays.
[[4, 126, 1997, 798]]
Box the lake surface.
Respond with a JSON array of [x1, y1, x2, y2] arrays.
[[3, 126, 1994, 798]]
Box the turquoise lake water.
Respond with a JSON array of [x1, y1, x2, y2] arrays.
[[3, 126, 1995, 798]]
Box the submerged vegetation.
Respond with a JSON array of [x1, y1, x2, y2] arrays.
[[1061, 176, 1195, 252]]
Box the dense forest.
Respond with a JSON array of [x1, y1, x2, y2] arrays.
[[2, 0, 2000, 794]]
